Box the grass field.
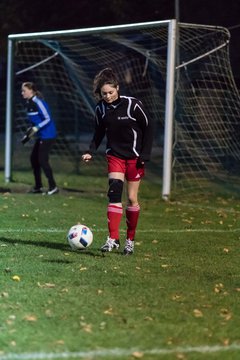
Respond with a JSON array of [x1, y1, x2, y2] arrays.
[[0, 169, 240, 360]]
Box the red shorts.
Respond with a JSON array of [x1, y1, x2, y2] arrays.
[[107, 155, 145, 182]]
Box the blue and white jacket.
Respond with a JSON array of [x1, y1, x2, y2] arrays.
[[25, 95, 57, 139]]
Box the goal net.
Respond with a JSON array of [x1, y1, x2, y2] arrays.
[[174, 23, 240, 190], [5, 20, 240, 195]]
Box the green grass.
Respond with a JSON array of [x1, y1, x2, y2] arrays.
[[0, 171, 240, 360]]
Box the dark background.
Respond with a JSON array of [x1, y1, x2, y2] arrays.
[[1, 0, 240, 88], [0, 0, 239, 177]]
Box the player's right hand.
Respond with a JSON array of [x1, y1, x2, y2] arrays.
[[21, 126, 38, 145], [82, 153, 92, 162]]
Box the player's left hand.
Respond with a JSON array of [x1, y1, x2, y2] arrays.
[[136, 158, 145, 169]]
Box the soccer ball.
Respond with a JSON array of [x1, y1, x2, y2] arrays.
[[67, 224, 93, 250]]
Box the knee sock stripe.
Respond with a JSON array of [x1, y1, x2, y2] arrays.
[[126, 205, 140, 212], [108, 206, 123, 214]]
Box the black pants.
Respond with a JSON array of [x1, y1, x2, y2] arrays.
[[30, 139, 56, 190]]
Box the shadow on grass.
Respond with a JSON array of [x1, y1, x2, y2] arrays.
[[0, 237, 102, 257], [0, 236, 68, 250], [0, 187, 11, 193], [43, 259, 73, 264]]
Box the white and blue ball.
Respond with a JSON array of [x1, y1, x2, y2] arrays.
[[67, 224, 93, 250]]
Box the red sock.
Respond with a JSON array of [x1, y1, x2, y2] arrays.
[[107, 204, 123, 240], [126, 205, 140, 240]]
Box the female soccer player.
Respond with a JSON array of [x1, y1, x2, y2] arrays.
[[21, 82, 58, 195], [82, 68, 153, 255]]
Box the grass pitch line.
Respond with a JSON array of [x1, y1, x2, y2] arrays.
[[1, 343, 240, 359], [177, 202, 240, 214], [0, 228, 240, 234]]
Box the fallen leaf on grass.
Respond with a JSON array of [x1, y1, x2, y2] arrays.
[[99, 322, 106, 330], [80, 267, 87, 271], [165, 207, 174, 213], [45, 309, 53, 317], [80, 322, 92, 333], [132, 351, 144, 358], [61, 288, 69, 293], [6, 315, 16, 325], [54, 340, 65, 345], [202, 304, 212, 308], [144, 253, 152, 258], [1, 292, 9, 298], [214, 283, 224, 293], [222, 338, 230, 346], [193, 309, 203, 317], [166, 337, 173, 345], [104, 307, 113, 315], [12, 275, 20, 282], [220, 308, 232, 321], [21, 213, 29, 218], [37, 282, 56, 288], [216, 210, 228, 218], [176, 353, 186, 359], [182, 218, 193, 224], [217, 198, 228, 205], [201, 220, 214, 224], [23, 315, 37, 322]]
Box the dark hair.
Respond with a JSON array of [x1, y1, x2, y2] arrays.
[[22, 82, 43, 98], [93, 68, 119, 100]]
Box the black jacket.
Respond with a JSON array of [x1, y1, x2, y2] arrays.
[[89, 96, 153, 161]]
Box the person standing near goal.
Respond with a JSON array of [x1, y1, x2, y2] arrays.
[[82, 68, 153, 255], [21, 82, 59, 195]]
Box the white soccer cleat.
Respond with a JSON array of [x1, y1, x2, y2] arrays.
[[100, 237, 120, 252]]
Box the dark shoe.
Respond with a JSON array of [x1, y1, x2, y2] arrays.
[[123, 239, 134, 255], [100, 237, 120, 252], [28, 187, 43, 194]]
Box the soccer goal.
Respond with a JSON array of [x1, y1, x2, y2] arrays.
[[5, 20, 240, 198]]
